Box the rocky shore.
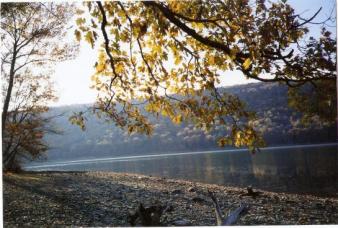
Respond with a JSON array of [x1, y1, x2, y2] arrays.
[[3, 171, 338, 226]]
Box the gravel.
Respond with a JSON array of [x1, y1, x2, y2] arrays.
[[3, 171, 338, 226]]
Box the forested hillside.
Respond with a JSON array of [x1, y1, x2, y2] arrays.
[[44, 83, 336, 161]]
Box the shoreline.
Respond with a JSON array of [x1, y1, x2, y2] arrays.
[[3, 171, 338, 226]]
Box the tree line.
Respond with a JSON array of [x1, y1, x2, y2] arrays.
[[43, 82, 336, 162]]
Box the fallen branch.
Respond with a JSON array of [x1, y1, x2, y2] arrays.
[[208, 190, 248, 226], [209, 191, 224, 225], [224, 204, 248, 225]]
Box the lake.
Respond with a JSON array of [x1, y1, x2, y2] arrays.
[[25, 143, 338, 196]]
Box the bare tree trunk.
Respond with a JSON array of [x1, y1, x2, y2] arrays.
[[3, 138, 21, 171], [2, 44, 17, 133], [2, 43, 18, 171]]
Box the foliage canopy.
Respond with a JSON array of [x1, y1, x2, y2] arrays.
[[74, 0, 336, 152]]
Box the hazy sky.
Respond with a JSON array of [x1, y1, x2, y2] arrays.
[[50, 0, 336, 106]]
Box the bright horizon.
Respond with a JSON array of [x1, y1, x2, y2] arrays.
[[49, 0, 336, 107]]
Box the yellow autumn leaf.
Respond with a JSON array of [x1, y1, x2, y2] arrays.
[[174, 55, 182, 65], [208, 55, 215, 65], [153, 45, 162, 53], [115, 63, 124, 74], [75, 18, 85, 26], [74, 29, 81, 42], [85, 31, 94, 48], [217, 138, 228, 147], [172, 114, 182, 125], [96, 63, 105, 72], [243, 58, 252, 70]]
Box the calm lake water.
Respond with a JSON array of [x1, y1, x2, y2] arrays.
[[26, 143, 338, 195]]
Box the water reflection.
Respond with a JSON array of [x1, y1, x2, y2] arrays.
[[27, 144, 338, 195]]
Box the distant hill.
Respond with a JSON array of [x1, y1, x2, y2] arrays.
[[42, 83, 336, 162]]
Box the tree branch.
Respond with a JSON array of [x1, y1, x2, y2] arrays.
[[296, 7, 322, 27], [143, 1, 249, 60], [96, 1, 119, 85]]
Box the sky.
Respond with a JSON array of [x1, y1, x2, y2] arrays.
[[50, 0, 337, 107]]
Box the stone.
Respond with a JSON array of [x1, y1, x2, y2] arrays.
[[192, 196, 206, 203], [171, 189, 182, 195], [173, 219, 191, 226], [188, 187, 196, 192]]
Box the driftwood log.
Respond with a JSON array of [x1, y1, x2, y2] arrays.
[[129, 191, 248, 226], [208, 191, 248, 225]]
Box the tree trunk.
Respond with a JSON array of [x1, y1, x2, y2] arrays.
[[2, 44, 17, 133], [3, 139, 21, 171]]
